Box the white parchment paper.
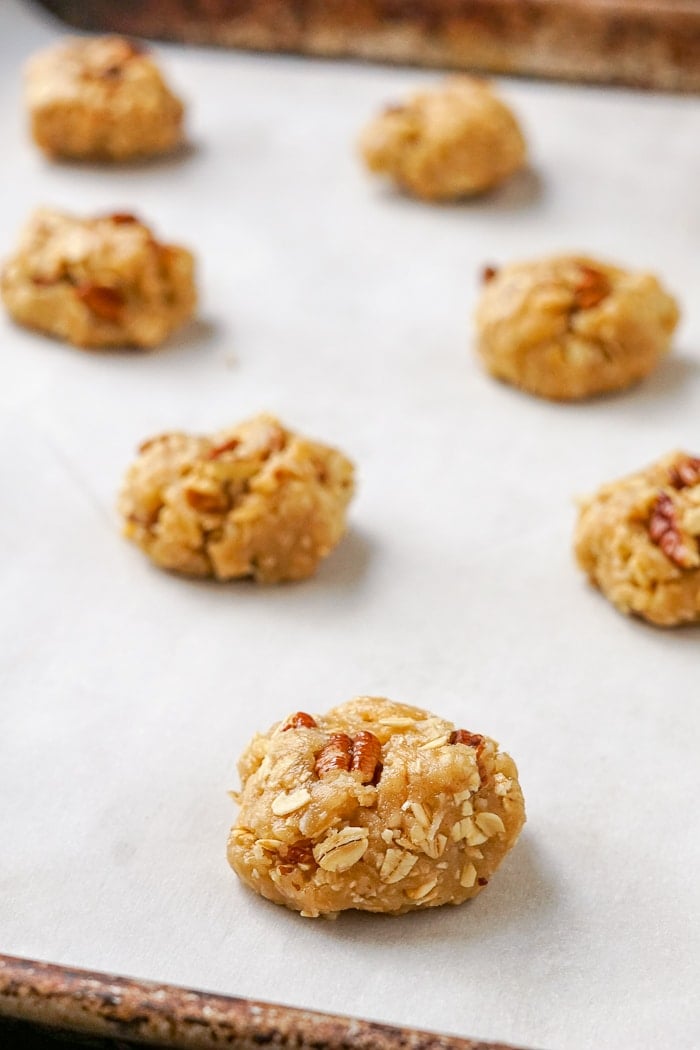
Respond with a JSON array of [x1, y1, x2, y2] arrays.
[[1, 2, 699, 1047]]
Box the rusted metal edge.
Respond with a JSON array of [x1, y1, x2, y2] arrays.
[[0, 954, 529, 1050], [31, 0, 700, 92]]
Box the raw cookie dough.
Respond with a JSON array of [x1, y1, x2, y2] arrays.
[[359, 76, 526, 201], [228, 696, 525, 917], [1, 208, 196, 349], [574, 452, 700, 626], [119, 414, 355, 583], [26, 36, 184, 161], [475, 255, 679, 400]]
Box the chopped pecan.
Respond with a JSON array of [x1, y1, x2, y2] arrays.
[[282, 712, 318, 732], [110, 212, 139, 225], [477, 877, 489, 887], [315, 733, 353, 777], [481, 265, 498, 284], [207, 437, 241, 460], [315, 731, 383, 784], [649, 493, 677, 546], [279, 839, 315, 869], [350, 731, 382, 785], [183, 484, 227, 514], [450, 730, 484, 748], [76, 283, 125, 323], [669, 456, 700, 490], [648, 492, 698, 569], [573, 265, 610, 310]]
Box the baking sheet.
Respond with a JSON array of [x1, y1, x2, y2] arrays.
[[1, 2, 699, 1049], [30, 0, 700, 93], [0, 954, 523, 1050]]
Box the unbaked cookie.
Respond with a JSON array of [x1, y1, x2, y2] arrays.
[[119, 414, 355, 583], [359, 77, 526, 201], [1, 208, 196, 349], [228, 696, 525, 917], [574, 452, 700, 626], [475, 255, 679, 400], [26, 36, 184, 161]]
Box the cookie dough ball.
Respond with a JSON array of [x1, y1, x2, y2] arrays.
[[25, 36, 184, 161], [475, 255, 679, 400], [1, 208, 196, 350], [228, 697, 525, 917], [119, 414, 355, 583], [359, 77, 526, 201], [574, 452, 700, 626]]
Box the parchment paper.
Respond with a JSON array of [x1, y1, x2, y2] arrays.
[[1, 2, 699, 1048]]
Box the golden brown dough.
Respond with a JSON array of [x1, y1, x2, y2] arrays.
[[119, 414, 355, 583], [475, 255, 679, 400], [228, 696, 525, 917], [574, 452, 700, 626], [26, 36, 184, 161], [359, 76, 526, 201], [1, 208, 196, 349]]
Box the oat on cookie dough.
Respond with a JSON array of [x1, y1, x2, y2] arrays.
[[359, 76, 526, 201], [119, 415, 355, 583], [228, 697, 525, 917], [25, 36, 184, 161], [1, 208, 196, 350], [574, 452, 700, 626], [475, 255, 679, 400]]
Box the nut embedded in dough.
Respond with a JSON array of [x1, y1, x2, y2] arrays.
[[574, 451, 700, 626], [119, 414, 355, 583], [228, 696, 525, 917], [26, 36, 185, 161], [359, 76, 526, 201], [475, 255, 679, 400], [1, 208, 196, 349]]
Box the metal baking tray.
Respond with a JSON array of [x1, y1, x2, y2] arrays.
[[0, 954, 519, 1049]]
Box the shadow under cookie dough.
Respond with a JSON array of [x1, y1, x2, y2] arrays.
[[304, 833, 556, 936], [45, 139, 199, 172]]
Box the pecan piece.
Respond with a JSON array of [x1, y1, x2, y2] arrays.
[[481, 265, 498, 284], [669, 456, 700, 490], [110, 212, 139, 225], [279, 839, 315, 871], [207, 437, 241, 460], [316, 731, 383, 783], [648, 492, 698, 569], [76, 283, 125, 323], [183, 483, 227, 514], [315, 733, 353, 777], [450, 730, 484, 748], [282, 712, 318, 732], [573, 265, 610, 310], [350, 731, 382, 785]]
